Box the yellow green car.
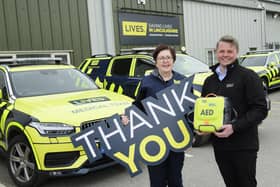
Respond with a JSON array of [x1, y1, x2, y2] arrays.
[[0, 57, 132, 186], [239, 50, 280, 91], [79, 53, 212, 98]]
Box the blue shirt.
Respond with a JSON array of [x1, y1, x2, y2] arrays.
[[215, 65, 227, 81]]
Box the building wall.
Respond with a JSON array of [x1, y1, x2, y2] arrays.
[[183, 0, 262, 65], [87, 0, 116, 56], [266, 12, 280, 48], [0, 0, 91, 66]]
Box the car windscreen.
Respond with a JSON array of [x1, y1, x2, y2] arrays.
[[173, 55, 210, 76], [10, 68, 98, 97], [240, 56, 267, 66]]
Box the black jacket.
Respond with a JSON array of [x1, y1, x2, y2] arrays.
[[201, 60, 268, 151]]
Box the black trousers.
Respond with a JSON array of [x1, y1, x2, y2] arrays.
[[147, 151, 185, 187], [214, 149, 257, 187]]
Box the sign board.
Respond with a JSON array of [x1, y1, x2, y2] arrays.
[[119, 12, 180, 45]]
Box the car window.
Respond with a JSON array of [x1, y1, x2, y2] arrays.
[[267, 54, 278, 65], [240, 56, 267, 66], [134, 58, 154, 77], [0, 71, 6, 90], [275, 52, 280, 62], [173, 54, 209, 76], [10, 68, 97, 97], [111, 58, 132, 76]]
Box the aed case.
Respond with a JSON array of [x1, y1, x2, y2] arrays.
[[193, 96, 234, 132]]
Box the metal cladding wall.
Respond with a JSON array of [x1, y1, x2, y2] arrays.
[[266, 12, 280, 48], [183, 0, 262, 64], [0, 0, 91, 66], [87, 0, 115, 56], [112, 0, 185, 52]]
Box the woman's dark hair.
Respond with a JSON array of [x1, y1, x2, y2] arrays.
[[152, 44, 176, 61]]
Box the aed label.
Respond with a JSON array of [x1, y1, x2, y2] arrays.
[[200, 109, 214, 116]]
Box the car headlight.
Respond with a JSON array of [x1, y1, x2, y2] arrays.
[[30, 122, 75, 136]]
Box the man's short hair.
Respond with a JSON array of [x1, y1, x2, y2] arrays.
[[216, 35, 239, 52]]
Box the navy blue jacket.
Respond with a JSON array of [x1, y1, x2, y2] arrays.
[[133, 69, 185, 111]]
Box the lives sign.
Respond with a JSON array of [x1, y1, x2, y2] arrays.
[[71, 76, 196, 176], [119, 12, 180, 45]]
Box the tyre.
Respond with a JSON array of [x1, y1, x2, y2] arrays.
[[8, 135, 43, 187], [192, 133, 210, 147], [261, 78, 269, 94]]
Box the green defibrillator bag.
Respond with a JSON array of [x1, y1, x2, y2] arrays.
[[193, 95, 234, 132]]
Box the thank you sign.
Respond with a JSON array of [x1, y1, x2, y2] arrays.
[[71, 76, 196, 176]]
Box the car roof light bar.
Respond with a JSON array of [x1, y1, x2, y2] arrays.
[[246, 49, 275, 55], [0, 57, 65, 65]]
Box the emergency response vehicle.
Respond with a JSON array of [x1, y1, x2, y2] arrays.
[[0, 56, 132, 186], [79, 52, 211, 98], [239, 50, 280, 91]]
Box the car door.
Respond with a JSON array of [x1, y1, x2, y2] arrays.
[[104, 56, 133, 96], [0, 70, 9, 140], [266, 54, 280, 85], [104, 55, 155, 98], [129, 56, 155, 98]]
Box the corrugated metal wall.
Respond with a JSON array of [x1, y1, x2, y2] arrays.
[[87, 0, 116, 55], [266, 12, 280, 47], [183, 0, 262, 64], [112, 0, 185, 52], [0, 0, 91, 66]]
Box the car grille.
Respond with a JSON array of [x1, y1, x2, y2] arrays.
[[80, 119, 110, 131], [79, 119, 116, 169], [45, 151, 80, 168]]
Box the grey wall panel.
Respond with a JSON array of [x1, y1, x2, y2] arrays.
[[183, 1, 262, 64], [0, 0, 90, 66], [69, 0, 82, 64], [78, 0, 91, 59], [266, 13, 280, 45], [262, 0, 280, 12], [87, 0, 116, 55]]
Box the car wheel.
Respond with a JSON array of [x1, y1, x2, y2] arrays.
[[8, 135, 43, 187], [261, 78, 269, 94], [192, 133, 210, 147]]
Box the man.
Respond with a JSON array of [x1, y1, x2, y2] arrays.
[[201, 35, 268, 187]]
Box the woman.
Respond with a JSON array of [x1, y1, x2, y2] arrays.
[[122, 44, 186, 187]]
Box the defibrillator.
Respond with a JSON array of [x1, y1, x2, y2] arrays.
[[193, 95, 236, 132]]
